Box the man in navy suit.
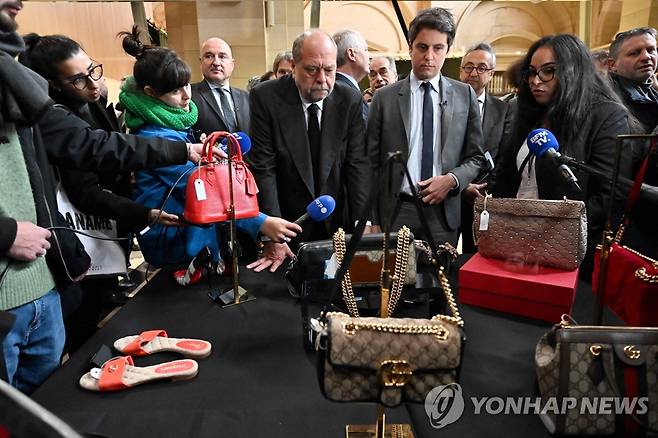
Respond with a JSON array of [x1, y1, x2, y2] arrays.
[[333, 30, 370, 122]]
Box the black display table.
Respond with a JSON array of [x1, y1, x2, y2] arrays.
[[32, 256, 607, 438]]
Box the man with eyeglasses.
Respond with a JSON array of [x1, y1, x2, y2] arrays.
[[192, 37, 249, 137], [363, 55, 398, 104], [248, 29, 371, 271], [333, 29, 370, 121], [367, 7, 484, 247], [457, 42, 511, 252], [608, 27, 658, 133]]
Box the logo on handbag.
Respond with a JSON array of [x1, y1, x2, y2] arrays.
[[424, 383, 465, 429]]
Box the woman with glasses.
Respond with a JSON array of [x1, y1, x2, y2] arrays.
[[18, 34, 188, 352], [491, 34, 633, 277]]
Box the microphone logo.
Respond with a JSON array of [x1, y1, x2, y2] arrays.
[[529, 130, 550, 147]]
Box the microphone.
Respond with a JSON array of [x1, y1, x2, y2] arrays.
[[220, 132, 251, 155], [294, 195, 336, 227], [527, 128, 582, 192]]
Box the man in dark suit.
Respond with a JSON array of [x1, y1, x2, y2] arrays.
[[458, 42, 511, 253], [367, 7, 485, 246], [248, 29, 371, 272], [191, 38, 249, 137], [333, 30, 369, 121]]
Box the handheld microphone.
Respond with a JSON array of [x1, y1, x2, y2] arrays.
[[527, 128, 582, 192], [294, 195, 336, 226], [220, 132, 251, 155]]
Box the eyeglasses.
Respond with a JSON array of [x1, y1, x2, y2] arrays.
[[525, 66, 556, 83], [65, 64, 103, 90], [460, 65, 493, 74]]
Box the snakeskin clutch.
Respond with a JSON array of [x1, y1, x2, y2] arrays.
[[535, 316, 658, 435], [473, 197, 587, 271]]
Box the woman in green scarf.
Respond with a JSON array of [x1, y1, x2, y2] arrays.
[[119, 27, 300, 283]]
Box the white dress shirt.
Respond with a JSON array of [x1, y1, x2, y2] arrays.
[[403, 72, 442, 194], [206, 79, 235, 118]]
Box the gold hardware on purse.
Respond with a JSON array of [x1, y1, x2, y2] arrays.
[[473, 196, 587, 271], [535, 315, 658, 435], [319, 266, 464, 407], [333, 226, 413, 318]]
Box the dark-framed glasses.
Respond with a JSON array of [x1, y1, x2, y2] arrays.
[[460, 64, 493, 74], [525, 65, 556, 83], [65, 64, 103, 90]]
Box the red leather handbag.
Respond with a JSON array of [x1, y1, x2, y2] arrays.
[[183, 131, 259, 225], [592, 138, 658, 326]]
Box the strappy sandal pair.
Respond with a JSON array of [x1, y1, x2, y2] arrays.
[[79, 330, 212, 392]]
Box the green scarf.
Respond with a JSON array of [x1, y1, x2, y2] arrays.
[[119, 76, 198, 131]]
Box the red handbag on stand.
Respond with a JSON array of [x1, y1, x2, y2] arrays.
[[592, 138, 658, 327], [183, 131, 259, 225]]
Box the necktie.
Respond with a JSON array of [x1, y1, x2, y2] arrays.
[[218, 87, 237, 132], [420, 81, 434, 181], [307, 103, 321, 195]]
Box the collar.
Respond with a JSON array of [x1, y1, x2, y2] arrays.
[[410, 71, 441, 93], [205, 79, 231, 94], [611, 73, 658, 103], [477, 90, 486, 104], [299, 91, 325, 111], [336, 71, 359, 89]]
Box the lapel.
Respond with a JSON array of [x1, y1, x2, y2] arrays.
[[439, 75, 454, 160], [482, 94, 496, 137], [318, 89, 341, 191], [198, 80, 227, 128], [397, 77, 411, 149], [277, 77, 315, 196]]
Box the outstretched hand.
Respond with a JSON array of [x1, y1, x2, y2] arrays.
[[246, 242, 295, 273]]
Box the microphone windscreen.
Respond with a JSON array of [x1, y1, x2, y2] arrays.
[[221, 132, 252, 155], [527, 128, 559, 157], [307, 195, 336, 221]]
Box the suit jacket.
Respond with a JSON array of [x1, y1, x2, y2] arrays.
[[481, 93, 512, 168], [249, 75, 370, 238], [336, 71, 368, 122], [491, 100, 632, 233], [191, 80, 249, 136], [367, 75, 485, 230]]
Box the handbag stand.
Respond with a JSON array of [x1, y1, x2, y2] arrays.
[[217, 135, 255, 307], [345, 152, 414, 438]]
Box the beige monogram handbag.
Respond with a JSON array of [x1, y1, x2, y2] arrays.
[[318, 266, 464, 407], [473, 196, 587, 271]]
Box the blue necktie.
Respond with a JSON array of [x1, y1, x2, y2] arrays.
[[420, 81, 434, 181]]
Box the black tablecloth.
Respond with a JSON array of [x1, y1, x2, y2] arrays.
[[32, 256, 610, 438]]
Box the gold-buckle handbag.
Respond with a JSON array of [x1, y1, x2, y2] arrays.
[[318, 262, 464, 407]]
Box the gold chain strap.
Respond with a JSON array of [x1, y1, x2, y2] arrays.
[[432, 266, 464, 327], [611, 244, 658, 284], [332, 228, 410, 318], [333, 228, 360, 317], [343, 319, 449, 341], [385, 226, 411, 317], [636, 267, 658, 283]]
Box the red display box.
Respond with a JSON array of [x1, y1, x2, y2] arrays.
[[459, 253, 578, 322]]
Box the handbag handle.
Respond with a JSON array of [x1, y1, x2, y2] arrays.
[[615, 138, 657, 243], [201, 131, 243, 164], [319, 153, 463, 327]]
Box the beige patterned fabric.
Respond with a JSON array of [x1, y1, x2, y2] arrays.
[[535, 327, 658, 435], [322, 313, 461, 406], [473, 197, 587, 271]]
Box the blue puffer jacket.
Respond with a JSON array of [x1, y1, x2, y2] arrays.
[[133, 125, 265, 267]]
